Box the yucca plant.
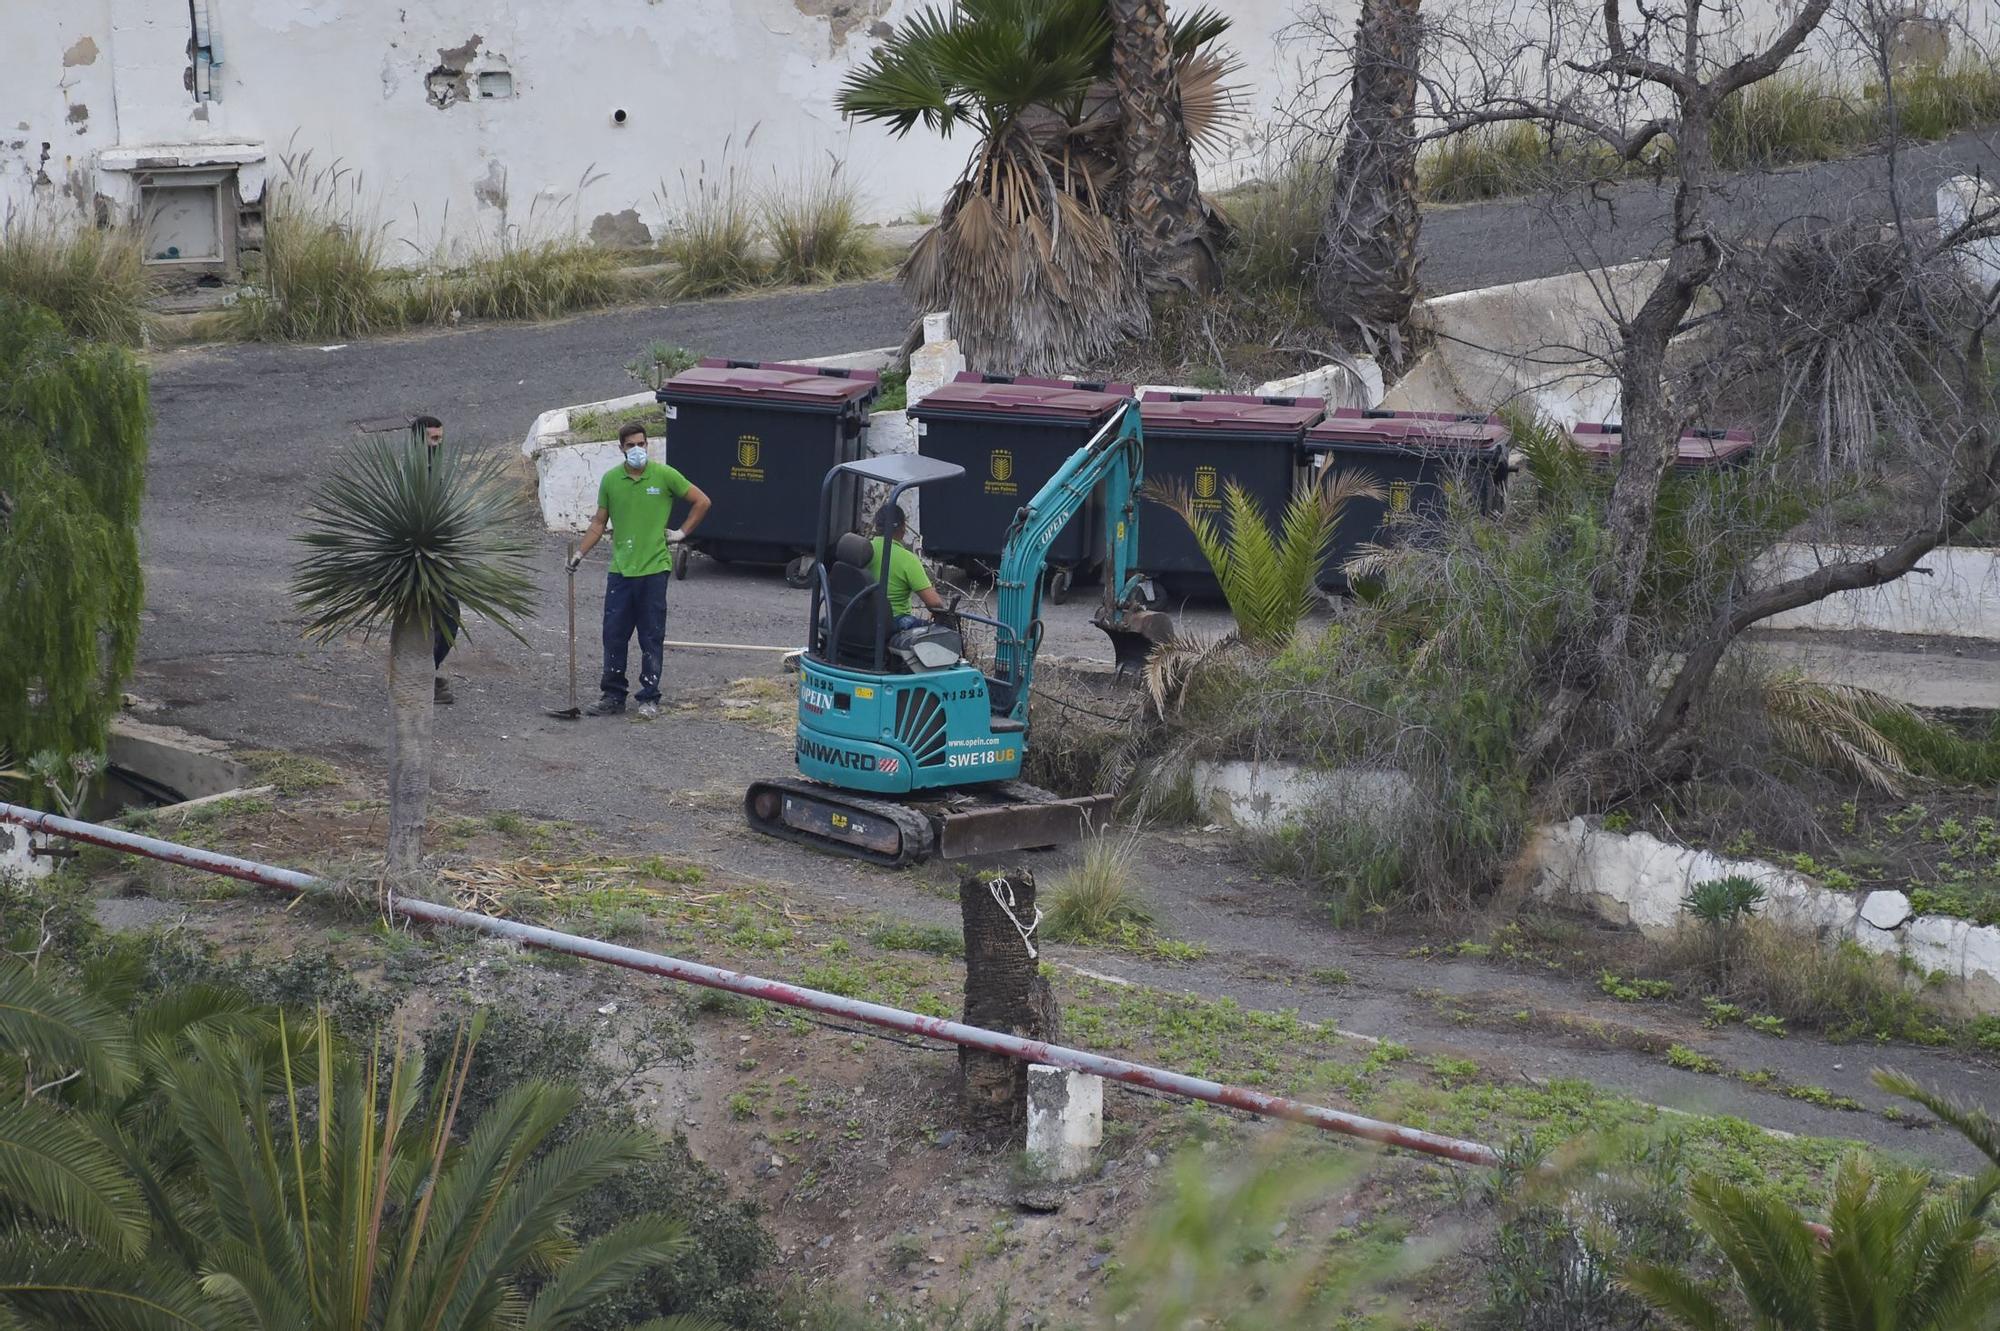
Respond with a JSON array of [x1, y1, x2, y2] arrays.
[[293, 438, 537, 878], [1145, 470, 1379, 649], [839, 0, 1238, 373]]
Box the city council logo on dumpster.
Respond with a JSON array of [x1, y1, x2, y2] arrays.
[[732, 434, 765, 482], [984, 449, 1017, 496], [1193, 465, 1221, 511], [1388, 479, 1414, 515]]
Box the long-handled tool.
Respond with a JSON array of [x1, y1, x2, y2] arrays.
[[545, 543, 582, 720]]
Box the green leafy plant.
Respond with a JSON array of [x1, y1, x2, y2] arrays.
[[292, 437, 537, 877], [25, 750, 104, 819], [628, 341, 702, 392], [0, 299, 149, 764], [1684, 874, 1766, 985], [1146, 469, 1379, 649]]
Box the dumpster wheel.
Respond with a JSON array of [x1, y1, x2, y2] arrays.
[[784, 554, 816, 589], [1048, 567, 1073, 605]]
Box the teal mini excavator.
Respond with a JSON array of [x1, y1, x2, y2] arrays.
[[745, 403, 1175, 866]]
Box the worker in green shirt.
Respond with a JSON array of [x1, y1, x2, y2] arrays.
[[870, 505, 946, 631], [568, 423, 711, 718]]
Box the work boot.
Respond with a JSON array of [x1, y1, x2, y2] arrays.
[[585, 696, 625, 717], [434, 676, 455, 705], [636, 701, 659, 719]]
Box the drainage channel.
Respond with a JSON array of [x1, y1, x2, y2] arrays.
[[0, 800, 1501, 1169]]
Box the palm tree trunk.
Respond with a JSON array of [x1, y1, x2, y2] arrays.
[[1314, 0, 1423, 365], [1109, 0, 1218, 292], [386, 613, 433, 880]]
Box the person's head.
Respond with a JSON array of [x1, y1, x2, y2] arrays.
[[880, 504, 909, 544], [618, 423, 649, 471], [413, 414, 444, 448]]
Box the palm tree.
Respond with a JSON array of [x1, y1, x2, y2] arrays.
[[1624, 1071, 2000, 1331], [292, 437, 536, 878], [839, 0, 1237, 374], [1314, 0, 1425, 366], [1145, 470, 1379, 649], [0, 959, 709, 1331], [1107, 0, 1219, 293]]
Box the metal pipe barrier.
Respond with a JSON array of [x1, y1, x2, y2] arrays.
[[2, 801, 1501, 1168]]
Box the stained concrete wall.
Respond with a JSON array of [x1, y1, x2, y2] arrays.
[[11, 0, 1931, 255], [3, 0, 1300, 252]]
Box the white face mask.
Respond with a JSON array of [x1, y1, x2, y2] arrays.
[[624, 446, 648, 469]]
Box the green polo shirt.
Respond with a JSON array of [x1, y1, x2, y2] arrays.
[[598, 461, 692, 576], [869, 537, 932, 618]]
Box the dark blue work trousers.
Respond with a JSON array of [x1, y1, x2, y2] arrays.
[[600, 571, 668, 704]]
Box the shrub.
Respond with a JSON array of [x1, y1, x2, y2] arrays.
[[660, 148, 761, 297], [446, 235, 621, 321], [1042, 833, 1152, 943], [229, 152, 397, 340], [761, 164, 881, 285], [0, 212, 153, 344], [1220, 163, 1334, 291]]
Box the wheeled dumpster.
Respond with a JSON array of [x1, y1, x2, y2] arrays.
[[1135, 392, 1327, 600], [1303, 408, 1513, 590], [907, 373, 1133, 602], [657, 359, 880, 583], [1570, 422, 1756, 471]]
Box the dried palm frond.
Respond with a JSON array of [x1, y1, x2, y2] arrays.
[[1762, 676, 1920, 794], [1142, 630, 1241, 716]]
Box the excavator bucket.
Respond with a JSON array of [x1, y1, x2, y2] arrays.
[[1095, 606, 1176, 682]]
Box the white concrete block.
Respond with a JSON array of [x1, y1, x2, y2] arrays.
[[1939, 176, 2000, 291], [908, 339, 966, 406], [923, 312, 952, 343], [536, 442, 623, 532], [1860, 890, 1913, 931], [1256, 357, 1384, 410], [0, 822, 51, 883], [788, 346, 900, 372], [861, 409, 920, 543], [1906, 914, 1970, 979], [1191, 760, 1414, 833], [1026, 1064, 1102, 1182]]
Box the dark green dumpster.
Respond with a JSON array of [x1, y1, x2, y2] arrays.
[[657, 358, 880, 583], [1136, 392, 1327, 601], [1303, 408, 1512, 590], [908, 373, 1133, 602]]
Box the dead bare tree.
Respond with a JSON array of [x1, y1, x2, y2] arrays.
[[1272, 0, 2000, 834]]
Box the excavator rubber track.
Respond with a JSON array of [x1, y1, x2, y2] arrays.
[[744, 778, 1111, 867]]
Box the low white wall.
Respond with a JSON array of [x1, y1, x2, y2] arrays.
[[1755, 544, 2000, 641], [1191, 759, 1414, 832], [1532, 818, 2000, 1009], [1940, 176, 2000, 291]]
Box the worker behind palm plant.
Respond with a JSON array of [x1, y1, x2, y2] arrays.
[[412, 415, 460, 704], [569, 423, 712, 718]]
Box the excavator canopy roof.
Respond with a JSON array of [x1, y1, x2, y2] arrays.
[[831, 454, 966, 488]]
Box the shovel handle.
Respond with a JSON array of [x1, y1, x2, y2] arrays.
[[565, 542, 578, 709]]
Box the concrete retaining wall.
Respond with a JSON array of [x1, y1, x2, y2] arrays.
[[1755, 543, 2000, 641], [1531, 818, 2000, 1009]]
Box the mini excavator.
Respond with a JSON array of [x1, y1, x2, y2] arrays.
[[745, 403, 1174, 865]]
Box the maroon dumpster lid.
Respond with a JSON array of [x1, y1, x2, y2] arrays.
[[1139, 391, 1326, 433], [1571, 422, 1755, 466], [1306, 406, 1509, 452], [662, 358, 881, 407], [910, 372, 1134, 421]]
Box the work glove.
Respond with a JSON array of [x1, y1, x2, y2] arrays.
[[566, 551, 583, 573], [667, 528, 686, 545]]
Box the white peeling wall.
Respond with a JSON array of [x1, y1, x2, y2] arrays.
[[8, 0, 1992, 253], [4, 0, 1304, 252]]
